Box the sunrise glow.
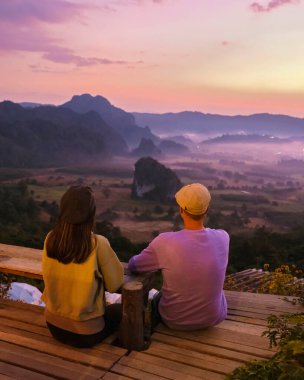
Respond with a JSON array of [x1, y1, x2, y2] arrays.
[[1, 0, 304, 116]]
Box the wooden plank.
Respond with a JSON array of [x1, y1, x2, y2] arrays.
[[102, 372, 133, 380], [0, 341, 105, 380], [0, 361, 55, 380], [0, 316, 50, 337], [154, 326, 275, 357], [0, 298, 43, 313], [0, 244, 43, 279], [0, 331, 120, 370], [110, 363, 167, 380], [0, 300, 46, 328], [216, 319, 266, 336], [228, 306, 275, 318], [226, 314, 267, 326], [152, 333, 273, 359], [0, 244, 155, 293], [0, 324, 125, 361], [122, 354, 224, 380], [0, 244, 156, 352], [149, 333, 263, 363], [227, 297, 302, 311], [0, 320, 54, 343], [153, 323, 270, 350], [227, 305, 285, 318], [0, 301, 127, 357], [2, 323, 123, 360], [225, 290, 303, 309], [146, 341, 241, 374], [228, 301, 300, 312], [0, 374, 15, 380]]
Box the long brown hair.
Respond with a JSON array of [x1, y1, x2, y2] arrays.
[[46, 213, 96, 264]]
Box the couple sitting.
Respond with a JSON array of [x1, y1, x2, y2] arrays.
[[42, 184, 229, 348]]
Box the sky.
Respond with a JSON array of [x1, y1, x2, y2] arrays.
[[0, 0, 304, 116]]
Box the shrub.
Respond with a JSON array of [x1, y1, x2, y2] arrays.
[[0, 273, 11, 299], [226, 340, 304, 380], [226, 268, 304, 379]]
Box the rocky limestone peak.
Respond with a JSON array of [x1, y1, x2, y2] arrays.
[[131, 156, 182, 202]]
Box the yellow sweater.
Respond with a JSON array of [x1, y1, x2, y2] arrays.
[[41, 234, 124, 334]]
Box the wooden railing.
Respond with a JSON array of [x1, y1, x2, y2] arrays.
[[0, 243, 155, 351]]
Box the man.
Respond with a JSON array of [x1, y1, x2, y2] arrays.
[[128, 183, 229, 331]]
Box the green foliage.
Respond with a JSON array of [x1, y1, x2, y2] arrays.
[[277, 341, 304, 379], [57, 166, 133, 178], [0, 183, 37, 224], [228, 227, 304, 273], [0, 183, 51, 248], [220, 193, 270, 204], [258, 265, 304, 302], [226, 341, 304, 380], [227, 312, 304, 379], [0, 168, 31, 181], [226, 357, 281, 380], [262, 313, 304, 348], [95, 220, 147, 262], [0, 273, 11, 299]]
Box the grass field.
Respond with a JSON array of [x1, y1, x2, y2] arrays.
[[1, 152, 304, 243]]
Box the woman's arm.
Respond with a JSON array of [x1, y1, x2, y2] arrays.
[[96, 235, 124, 292]]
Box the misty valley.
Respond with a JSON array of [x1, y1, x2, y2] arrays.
[[1, 94, 304, 274]]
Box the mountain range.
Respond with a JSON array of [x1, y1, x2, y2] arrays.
[[133, 111, 304, 138], [1, 93, 304, 167], [0, 100, 128, 167], [200, 134, 291, 145], [62, 94, 158, 147]]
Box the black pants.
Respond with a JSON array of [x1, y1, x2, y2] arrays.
[[47, 304, 121, 348]]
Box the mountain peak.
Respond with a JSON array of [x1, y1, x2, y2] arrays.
[[69, 94, 112, 108], [61, 93, 157, 147], [0, 100, 27, 122]]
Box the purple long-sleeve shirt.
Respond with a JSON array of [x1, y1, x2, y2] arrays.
[[128, 228, 229, 330]]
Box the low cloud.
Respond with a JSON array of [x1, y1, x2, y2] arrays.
[[0, 1, 138, 67], [250, 0, 300, 13], [0, 24, 140, 67], [110, 0, 163, 6], [0, 0, 163, 26], [42, 48, 131, 66], [0, 0, 93, 25]]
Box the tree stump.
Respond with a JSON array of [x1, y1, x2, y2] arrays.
[[118, 281, 144, 351]]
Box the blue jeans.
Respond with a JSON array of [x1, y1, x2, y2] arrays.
[[151, 290, 162, 330]]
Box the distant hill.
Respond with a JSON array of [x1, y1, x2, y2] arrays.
[[278, 158, 304, 171], [0, 101, 128, 167], [131, 137, 189, 157], [62, 94, 159, 147], [201, 134, 291, 144], [19, 102, 52, 108], [131, 138, 162, 158], [168, 135, 196, 148], [133, 111, 304, 138], [157, 139, 189, 154]]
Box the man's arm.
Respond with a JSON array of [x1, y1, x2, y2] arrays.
[[128, 241, 160, 273]]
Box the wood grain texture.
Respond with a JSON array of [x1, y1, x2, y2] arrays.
[[1, 244, 302, 379]]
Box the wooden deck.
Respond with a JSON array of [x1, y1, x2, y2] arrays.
[[1, 290, 302, 379]]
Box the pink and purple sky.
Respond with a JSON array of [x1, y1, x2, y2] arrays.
[[0, 0, 304, 116]]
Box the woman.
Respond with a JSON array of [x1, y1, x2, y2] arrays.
[[41, 186, 124, 347]]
